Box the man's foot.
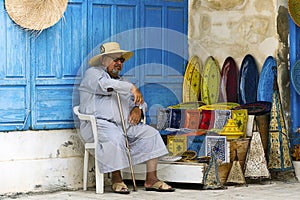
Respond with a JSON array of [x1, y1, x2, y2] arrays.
[[144, 180, 175, 192], [111, 182, 130, 194]]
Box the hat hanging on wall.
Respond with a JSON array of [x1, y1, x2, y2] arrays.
[[5, 0, 68, 31], [288, 0, 300, 27]]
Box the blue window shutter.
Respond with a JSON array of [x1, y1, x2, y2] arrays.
[[0, 1, 31, 131]]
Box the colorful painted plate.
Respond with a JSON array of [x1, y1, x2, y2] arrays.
[[199, 104, 233, 111], [219, 56, 238, 103], [182, 55, 202, 102], [291, 60, 300, 95], [232, 101, 272, 116], [238, 54, 259, 105], [201, 56, 220, 105], [288, 0, 300, 27], [257, 56, 277, 102]]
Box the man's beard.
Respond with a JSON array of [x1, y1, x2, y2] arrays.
[[112, 68, 120, 76]]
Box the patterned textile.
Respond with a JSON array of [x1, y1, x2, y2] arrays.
[[184, 109, 201, 130], [244, 132, 270, 179], [213, 110, 231, 130], [169, 109, 184, 129], [157, 108, 171, 130], [205, 136, 227, 163], [267, 76, 294, 171], [199, 109, 215, 130]]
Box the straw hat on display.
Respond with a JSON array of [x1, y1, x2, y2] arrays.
[[89, 42, 134, 66], [288, 0, 300, 27], [5, 0, 68, 31]]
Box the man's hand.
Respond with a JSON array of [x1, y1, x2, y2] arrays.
[[131, 85, 144, 105], [129, 107, 142, 125]]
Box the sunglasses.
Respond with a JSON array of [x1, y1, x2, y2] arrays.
[[106, 55, 125, 63]]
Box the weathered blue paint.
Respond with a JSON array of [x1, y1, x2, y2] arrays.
[[0, 0, 187, 131], [289, 17, 300, 146], [0, 1, 31, 131], [30, 0, 88, 130]]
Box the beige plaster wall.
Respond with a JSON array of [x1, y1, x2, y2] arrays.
[[188, 0, 278, 72]]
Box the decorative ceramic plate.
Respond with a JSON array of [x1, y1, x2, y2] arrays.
[[201, 56, 220, 105], [159, 155, 182, 162], [183, 55, 202, 102], [238, 54, 259, 105], [233, 101, 272, 116], [219, 56, 238, 102], [291, 60, 300, 95], [257, 56, 277, 102], [288, 0, 300, 27]]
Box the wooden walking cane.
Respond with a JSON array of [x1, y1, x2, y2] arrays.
[[116, 92, 137, 191]]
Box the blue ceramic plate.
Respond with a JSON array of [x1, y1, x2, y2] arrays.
[[257, 56, 277, 102], [292, 60, 300, 95], [238, 54, 259, 105]]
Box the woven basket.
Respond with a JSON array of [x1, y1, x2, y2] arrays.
[[5, 0, 68, 31]]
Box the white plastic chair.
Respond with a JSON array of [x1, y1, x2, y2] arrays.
[[73, 105, 146, 194], [73, 106, 104, 194]]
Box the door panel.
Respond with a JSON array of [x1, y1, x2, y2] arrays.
[[31, 0, 87, 129], [0, 1, 30, 131], [141, 0, 187, 124]]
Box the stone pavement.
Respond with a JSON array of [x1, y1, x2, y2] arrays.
[[2, 180, 300, 200]]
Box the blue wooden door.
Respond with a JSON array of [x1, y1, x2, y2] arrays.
[[289, 17, 300, 146], [140, 0, 188, 124], [88, 0, 188, 124], [0, 0, 87, 131], [0, 0, 187, 131], [30, 0, 88, 129]]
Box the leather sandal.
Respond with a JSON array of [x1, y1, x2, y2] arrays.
[[111, 182, 130, 194], [145, 181, 175, 192]]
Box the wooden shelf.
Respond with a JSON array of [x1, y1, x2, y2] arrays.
[[122, 161, 206, 184]]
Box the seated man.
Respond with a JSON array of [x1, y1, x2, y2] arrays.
[[78, 42, 175, 194]]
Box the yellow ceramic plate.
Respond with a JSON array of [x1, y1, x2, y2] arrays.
[[182, 55, 202, 102], [289, 0, 300, 27], [201, 56, 220, 105], [198, 104, 232, 111]]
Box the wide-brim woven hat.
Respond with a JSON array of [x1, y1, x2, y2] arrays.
[[288, 0, 300, 27], [5, 0, 68, 31], [89, 42, 133, 66]]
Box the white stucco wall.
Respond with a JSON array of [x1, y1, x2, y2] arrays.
[[0, 129, 94, 194]]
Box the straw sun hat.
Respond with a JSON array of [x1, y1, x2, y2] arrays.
[[288, 0, 300, 27], [5, 0, 68, 31], [89, 42, 134, 66]]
